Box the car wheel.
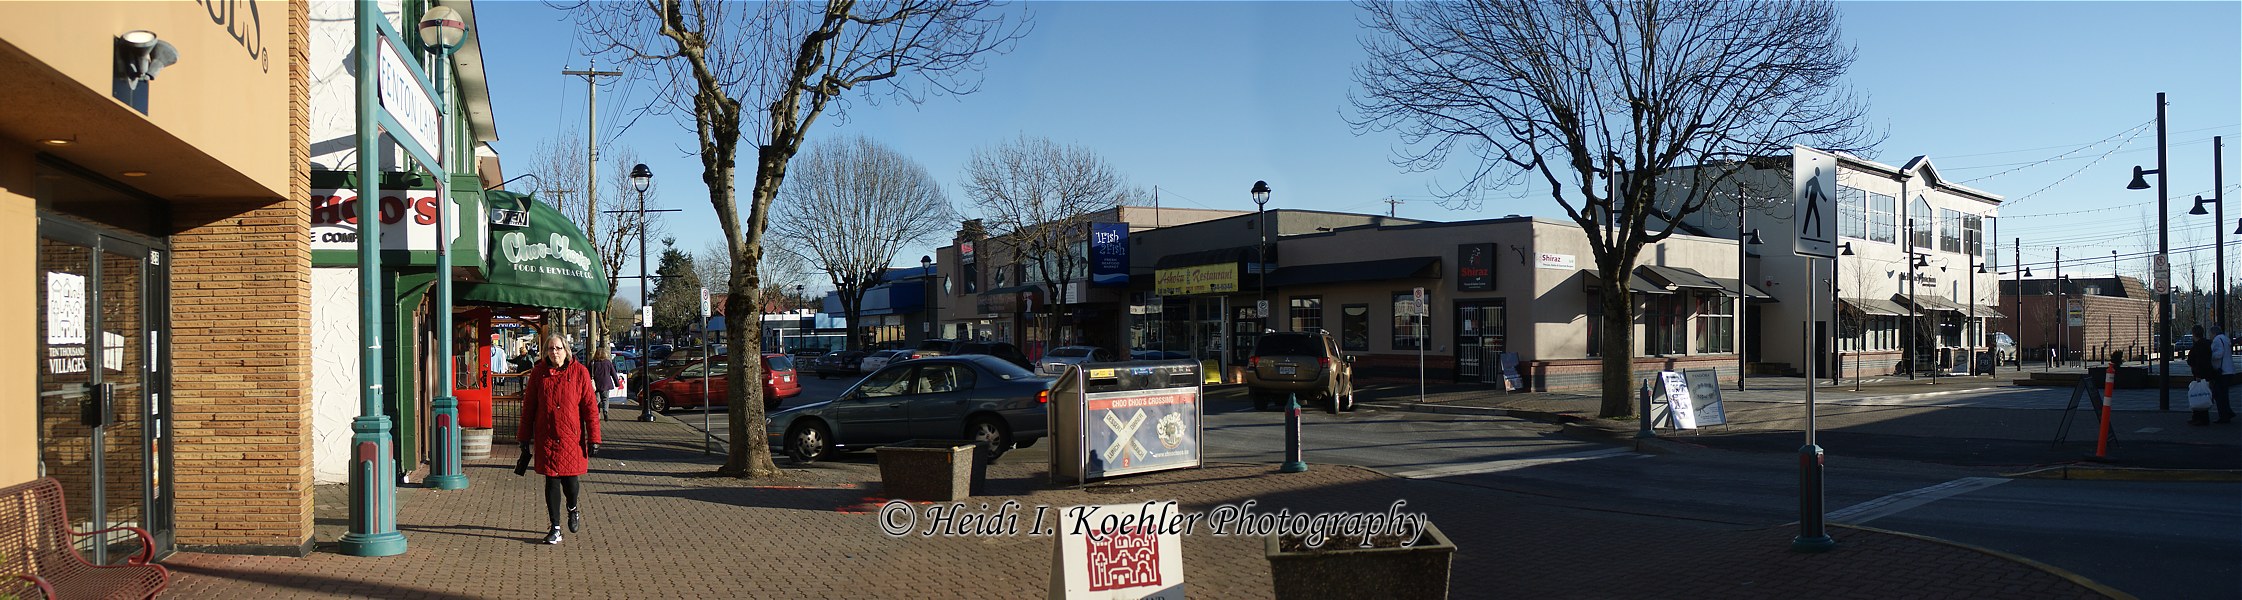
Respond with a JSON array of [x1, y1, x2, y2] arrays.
[[787, 421, 829, 463], [967, 417, 1011, 462], [648, 392, 671, 413]]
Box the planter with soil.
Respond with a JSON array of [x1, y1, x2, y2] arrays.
[[1265, 521, 1453, 600]]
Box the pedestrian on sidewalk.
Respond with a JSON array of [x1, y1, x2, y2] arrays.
[[2212, 325, 2235, 424], [2185, 325, 2215, 426], [588, 348, 620, 421], [520, 332, 602, 544]]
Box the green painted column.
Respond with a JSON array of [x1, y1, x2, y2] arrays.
[[425, 30, 467, 491], [339, 0, 405, 557]]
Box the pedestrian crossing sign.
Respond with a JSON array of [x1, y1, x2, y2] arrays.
[[1793, 145, 1838, 259]]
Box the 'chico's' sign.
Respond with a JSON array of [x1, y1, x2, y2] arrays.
[[309, 188, 445, 252]]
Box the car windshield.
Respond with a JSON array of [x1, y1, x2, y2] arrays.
[[1046, 347, 1092, 358], [1253, 335, 1322, 357], [917, 340, 956, 351], [766, 356, 794, 371], [975, 356, 1038, 380]]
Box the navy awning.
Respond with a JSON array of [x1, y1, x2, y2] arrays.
[[1263, 256, 1440, 288]]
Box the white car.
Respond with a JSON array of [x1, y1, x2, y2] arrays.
[[1037, 346, 1115, 375], [858, 349, 916, 374]]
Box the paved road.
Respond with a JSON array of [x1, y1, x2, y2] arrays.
[[672, 374, 2238, 599]]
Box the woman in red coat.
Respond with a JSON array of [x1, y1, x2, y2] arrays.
[[520, 333, 601, 544]]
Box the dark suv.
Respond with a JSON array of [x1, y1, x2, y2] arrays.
[[1246, 331, 1355, 412]]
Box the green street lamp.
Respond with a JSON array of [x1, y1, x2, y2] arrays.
[[419, 3, 470, 492]]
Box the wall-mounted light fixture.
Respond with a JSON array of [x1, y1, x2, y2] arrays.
[[114, 30, 179, 90]]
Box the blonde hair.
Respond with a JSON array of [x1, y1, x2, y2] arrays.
[[594, 347, 612, 361]]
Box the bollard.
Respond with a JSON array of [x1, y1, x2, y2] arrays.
[[1791, 444, 1835, 552], [1636, 379, 1655, 438], [1280, 392, 1308, 473], [2098, 354, 2119, 459]]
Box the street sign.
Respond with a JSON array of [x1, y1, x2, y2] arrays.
[[2153, 254, 2171, 294], [640, 306, 652, 328], [1256, 299, 1269, 320], [2067, 299, 2085, 327], [373, 30, 441, 166], [1792, 146, 1838, 258]]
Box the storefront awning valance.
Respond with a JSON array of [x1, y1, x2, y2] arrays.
[[1263, 256, 1440, 288], [1705, 276, 1774, 300], [455, 190, 612, 312], [1638, 265, 1728, 293], [1841, 298, 1915, 316], [1581, 271, 1669, 295], [1898, 295, 1969, 314], [1970, 305, 2011, 320]]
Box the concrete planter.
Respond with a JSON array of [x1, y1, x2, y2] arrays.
[[874, 440, 987, 502], [1265, 521, 1453, 600]]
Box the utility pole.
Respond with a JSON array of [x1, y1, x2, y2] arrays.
[[564, 65, 621, 351], [1385, 196, 1403, 218]]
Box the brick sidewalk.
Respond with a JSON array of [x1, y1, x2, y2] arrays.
[[160, 415, 2113, 599]]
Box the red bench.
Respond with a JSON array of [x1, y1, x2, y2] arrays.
[[0, 477, 168, 599]]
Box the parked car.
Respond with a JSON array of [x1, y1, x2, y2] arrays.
[[767, 355, 1052, 463], [789, 347, 826, 362], [859, 349, 918, 374], [644, 354, 802, 413], [957, 341, 1032, 369], [1037, 346, 1115, 375], [812, 350, 868, 379], [1245, 330, 1356, 412], [915, 339, 964, 356], [649, 344, 676, 361]]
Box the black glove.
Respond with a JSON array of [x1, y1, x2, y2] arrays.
[[587, 443, 600, 458], [514, 444, 531, 476]]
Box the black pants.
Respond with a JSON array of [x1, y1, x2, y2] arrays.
[[2215, 372, 2236, 421], [544, 475, 580, 528]]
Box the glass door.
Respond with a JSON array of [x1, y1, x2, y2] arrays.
[[37, 221, 169, 563], [1455, 301, 1506, 382]]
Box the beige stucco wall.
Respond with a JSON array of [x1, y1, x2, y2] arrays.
[[1525, 221, 1742, 361], [0, 142, 36, 487], [0, 1, 291, 198]]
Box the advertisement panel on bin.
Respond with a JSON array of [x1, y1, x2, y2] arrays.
[[1083, 386, 1200, 479]]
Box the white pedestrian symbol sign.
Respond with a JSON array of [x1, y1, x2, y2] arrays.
[[1102, 410, 1149, 466], [1791, 146, 1838, 259]]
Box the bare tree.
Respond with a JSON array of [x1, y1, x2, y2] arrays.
[[532, 135, 661, 354], [773, 135, 954, 350], [568, 0, 1028, 477], [1353, 0, 1877, 417], [961, 135, 1126, 348], [605, 297, 638, 341]]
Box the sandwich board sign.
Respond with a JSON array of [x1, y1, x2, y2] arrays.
[[1049, 503, 1186, 599], [1793, 145, 1839, 259], [1656, 371, 1699, 429]]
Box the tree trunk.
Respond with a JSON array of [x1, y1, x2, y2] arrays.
[[1598, 265, 1639, 419]]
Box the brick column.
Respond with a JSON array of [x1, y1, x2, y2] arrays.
[[166, 0, 316, 555]]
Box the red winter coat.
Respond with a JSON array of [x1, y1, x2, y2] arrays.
[[522, 359, 602, 477]]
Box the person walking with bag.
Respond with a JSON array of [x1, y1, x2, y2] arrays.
[[2185, 325, 2216, 426], [518, 333, 602, 544], [588, 348, 621, 421]]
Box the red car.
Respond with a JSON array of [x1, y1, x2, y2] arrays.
[[645, 354, 801, 412]]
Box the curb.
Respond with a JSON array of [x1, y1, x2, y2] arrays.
[[1830, 524, 2138, 600], [2002, 464, 2242, 482], [1365, 401, 1699, 454]]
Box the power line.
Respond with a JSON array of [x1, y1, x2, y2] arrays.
[[1938, 123, 2237, 160], [1954, 119, 2151, 182]]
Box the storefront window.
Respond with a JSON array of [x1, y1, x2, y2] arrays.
[[1340, 304, 1369, 352], [1644, 294, 1688, 355], [1289, 296, 1322, 333], [1694, 294, 1734, 354], [1392, 292, 1426, 350]]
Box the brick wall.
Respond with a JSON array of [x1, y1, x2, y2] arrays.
[[163, 0, 315, 555]]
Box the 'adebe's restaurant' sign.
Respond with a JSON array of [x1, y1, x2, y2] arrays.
[[1153, 263, 1238, 296]]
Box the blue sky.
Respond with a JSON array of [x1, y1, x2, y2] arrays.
[[474, 1, 2240, 296]]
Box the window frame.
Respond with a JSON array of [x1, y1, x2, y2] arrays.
[[1910, 196, 1934, 249], [1868, 192, 1896, 243], [1938, 208, 1963, 253], [1289, 295, 1323, 334], [1837, 185, 1867, 240], [1339, 304, 1370, 352], [1693, 293, 1735, 354]]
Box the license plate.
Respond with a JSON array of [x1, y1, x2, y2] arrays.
[[1276, 366, 1296, 375]]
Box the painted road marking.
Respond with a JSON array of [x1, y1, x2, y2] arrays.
[[1827, 477, 2009, 525], [1389, 447, 1637, 479]]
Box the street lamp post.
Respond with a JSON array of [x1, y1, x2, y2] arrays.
[[2125, 91, 2171, 411], [1252, 181, 1272, 333], [419, 5, 470, 492], [922, 255, 940, 341], [1739, 228, 1762, 390], [631, 164, 657, 422], [2188, 136, 2227, 331]]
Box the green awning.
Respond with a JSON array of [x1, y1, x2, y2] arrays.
[[456, 190, 611, 311]]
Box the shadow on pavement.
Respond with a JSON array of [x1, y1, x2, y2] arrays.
[[165, 563, 491, 600]]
